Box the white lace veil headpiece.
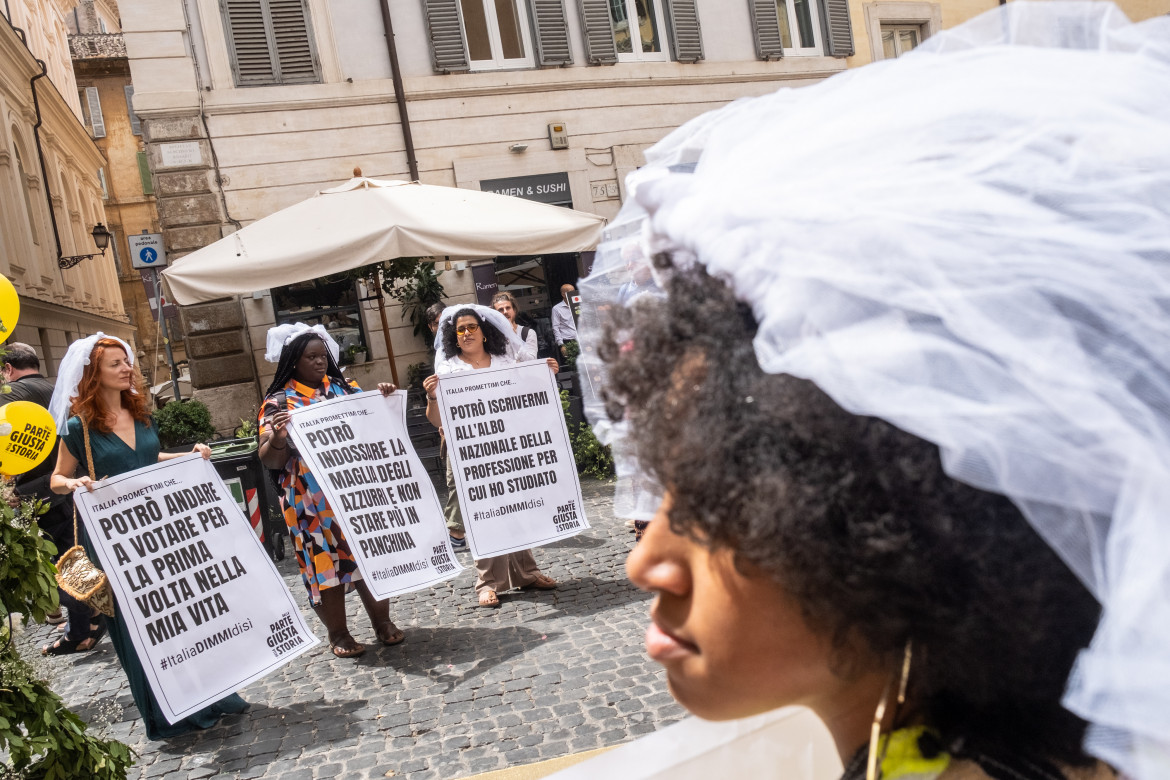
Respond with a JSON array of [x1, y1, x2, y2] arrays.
[[432, 303, 525, 357], [48, 333, 137, 431], [264, 322, 341, 364], [575, 3, 1170, 777]]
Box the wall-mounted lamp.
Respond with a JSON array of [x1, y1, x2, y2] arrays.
[[58, 223, 112, 269], [509, 143, 528, 153]]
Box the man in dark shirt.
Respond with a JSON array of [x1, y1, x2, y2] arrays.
[[2, 343, 100, 649]]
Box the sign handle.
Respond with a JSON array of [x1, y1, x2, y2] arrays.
[[155, 269, 183, 403]]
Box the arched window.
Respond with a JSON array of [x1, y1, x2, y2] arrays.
[[11, 139, 40, 245]]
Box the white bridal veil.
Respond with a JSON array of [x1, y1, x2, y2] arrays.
[[576, 4, 1170, 777]]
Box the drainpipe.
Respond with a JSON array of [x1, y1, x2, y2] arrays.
[[29, 59, 68, 262], [378, 0, 419, 181]]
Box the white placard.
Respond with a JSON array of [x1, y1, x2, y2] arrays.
[[437, 360, 588, 559], [76, 455, 319, 725], [284, 390, 462, 599], [158, 141, 203, 168]]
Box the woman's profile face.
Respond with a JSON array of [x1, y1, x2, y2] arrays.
[[627, 494, 847, 722], [294, 339, 329, 385], [455, 315, 484, 355], [494, 300, 516, 324], [97, 347, 134, 393]]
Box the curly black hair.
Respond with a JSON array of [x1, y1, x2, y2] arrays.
[[440, 308, 509, 360], [599, 262, 1100, 768]]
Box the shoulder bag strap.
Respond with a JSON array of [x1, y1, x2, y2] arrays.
[[72, 417, 98, 546]]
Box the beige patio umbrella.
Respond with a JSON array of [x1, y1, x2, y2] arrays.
[[161, 173, 606, 384], [162, 174, 605, 305]]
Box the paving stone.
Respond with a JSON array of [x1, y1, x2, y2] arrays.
[[16, 480, 686, 780]]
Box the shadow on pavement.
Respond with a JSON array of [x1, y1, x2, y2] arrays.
[[502, 574, 649, 618]]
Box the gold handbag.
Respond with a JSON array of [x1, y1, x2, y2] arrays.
[[54, 418, 115, 617]]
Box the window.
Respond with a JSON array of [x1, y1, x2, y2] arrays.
[[12, 144, 39, 245], [610, 0, 667, 61], [78, 86, 105, 138], [459, 0, 534, 69], [578, 0, 703, 64], [880, 23, 921, 57], [775, 0, 821, 53], [99, 167, 109, 199], [124, 86, 142, 135], [222, 0, 321, 86], [271, 278, 367, 364]]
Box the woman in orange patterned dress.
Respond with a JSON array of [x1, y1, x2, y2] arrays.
[[259, 324, 404, 658]]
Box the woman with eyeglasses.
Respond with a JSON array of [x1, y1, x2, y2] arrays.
[[423, 305, 560, 607]]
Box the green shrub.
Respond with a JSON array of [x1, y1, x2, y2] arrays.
[[560, 390, 614, 480], [155, 399, 215, 448], [1, 493, 135, 779], [563, 340, 580, 370]]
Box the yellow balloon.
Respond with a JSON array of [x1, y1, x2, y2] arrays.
[[0, 275, 19, 345], [0, 401, 57, 476]]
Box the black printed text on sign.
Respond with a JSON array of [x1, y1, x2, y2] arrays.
[[285, 391, 462, 599], [75, 455, 319, 725], [437, 360, 589, 559]]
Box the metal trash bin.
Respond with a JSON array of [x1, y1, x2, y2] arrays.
[[209, 437, 285, 561]]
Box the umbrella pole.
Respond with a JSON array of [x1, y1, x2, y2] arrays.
[[375, 277, 400, 387]]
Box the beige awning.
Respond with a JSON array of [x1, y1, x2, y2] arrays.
[[162, 177, 606, 305]]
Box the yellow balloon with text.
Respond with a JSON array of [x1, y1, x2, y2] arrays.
[[0, 401, 57, 476], [0, 275, 19, 344]]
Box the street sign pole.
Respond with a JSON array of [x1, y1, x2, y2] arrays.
[[154, 268, 182, 403]]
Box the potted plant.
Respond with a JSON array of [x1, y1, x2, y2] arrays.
[[344, 343, 368, 365], [155, 398, 217, 451]]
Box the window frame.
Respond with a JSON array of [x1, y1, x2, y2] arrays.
[[862, 1, 940, 62], [776, 0, 824, 56], [460, 0, 537, 71], [879, 22, 922, 58], [610, 0, 671, 63], [270, 279, 369, 365]]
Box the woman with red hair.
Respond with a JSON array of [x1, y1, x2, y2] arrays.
[[48, 334, 249, 740]]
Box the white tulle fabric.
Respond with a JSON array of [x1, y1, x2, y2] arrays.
[[263, 322, 340, 365], [576, 4, 1170, 777], [49, 333, 137, 431], [432, 304, 525, 357]]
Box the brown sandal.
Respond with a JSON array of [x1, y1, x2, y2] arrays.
[[477, 589, 500, 608], [523, 574, 558, 591], [329, 637, 366, 658], [375, 621, 405, 646]]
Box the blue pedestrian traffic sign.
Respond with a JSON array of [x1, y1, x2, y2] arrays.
[[129, 233, 167, 269]]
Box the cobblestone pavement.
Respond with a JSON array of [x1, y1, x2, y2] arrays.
[[17, 478, 685, 779]]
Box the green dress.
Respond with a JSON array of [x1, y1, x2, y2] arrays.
[[62, 415, 249, 740]]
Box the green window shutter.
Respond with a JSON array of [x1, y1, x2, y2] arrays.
[[137, 151, 154, 195], [819, 0, 854, 56], [531, 0, 572, 67], [422, 0, 471, 73], [749, 0, 784, 60], [578, 0, 617, 64], [665, 0, 704, 63]]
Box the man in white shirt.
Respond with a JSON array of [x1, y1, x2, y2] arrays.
[[551, 283, 578, 359]]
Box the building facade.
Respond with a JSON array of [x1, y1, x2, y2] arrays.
[[120, 0, 1167, 430], [69, 0, 184, 392], [1, 0, 132, 379]]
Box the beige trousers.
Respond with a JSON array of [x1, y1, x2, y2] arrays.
[[475, 550, 542, 594]]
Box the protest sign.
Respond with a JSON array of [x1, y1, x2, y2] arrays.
[[75, 455, 318, 724], [284, 390, 462, 599], [437, 359, 588, 559]]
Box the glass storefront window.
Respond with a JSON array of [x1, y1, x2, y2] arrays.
[[271, 277, 367, 364]]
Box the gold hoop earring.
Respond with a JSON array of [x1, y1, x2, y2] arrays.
[[866, 640, 913, 780]]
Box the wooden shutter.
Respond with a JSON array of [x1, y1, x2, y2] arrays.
[[422, 0, 470, 73], [137, 152, 153, 196], [819, 0, 854, 56], [84, 86, 105, 138], [268, 0, 319, 83], [530, 0, 571, 67], [749, 0, 784, 60], [578, 0, 616, 64], [124, 85, 142, 135], [665, 0, 703, 63], [223, 0, 319, 85]]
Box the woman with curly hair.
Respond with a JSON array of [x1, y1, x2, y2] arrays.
[[423, 305, 560, 607], [48, 334, 249, 739], [576, 5, 1168, 778], [259, 324, 404, 658]]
